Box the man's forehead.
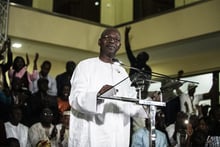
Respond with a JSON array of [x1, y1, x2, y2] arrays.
[[101, 28, 120, 37]]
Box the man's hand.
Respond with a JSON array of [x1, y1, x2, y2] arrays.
[[125, 26, 131, 34], [50, 125, 58, 140], [34, 53, 39, 63], [98, 85, 113, 96], [37, 140, 51, 147], [97, 85, 117, 104], [26, 53, 30, 66]]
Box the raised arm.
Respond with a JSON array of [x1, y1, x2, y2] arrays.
[[26, 53, 30, 67], [125, 26, 136, 64], [2, 38, 13, 71], [0, 40, 7, 55], [33, 53, 39, 70], [29, 53, 39, 81]]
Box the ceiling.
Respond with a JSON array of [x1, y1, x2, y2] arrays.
[[138, 31, 220, 65]]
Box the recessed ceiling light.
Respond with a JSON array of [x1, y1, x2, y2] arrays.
[[12, 43, 22, 48], [94, 1, 99, 6]]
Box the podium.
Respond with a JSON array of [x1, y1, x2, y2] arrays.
[[98, 96, 166, 147]]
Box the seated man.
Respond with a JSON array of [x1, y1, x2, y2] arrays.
[[56, 111, 70, 147], [4, 105, 30, 147], [28, 107, 58, 147], [131, 118, 168, 147]]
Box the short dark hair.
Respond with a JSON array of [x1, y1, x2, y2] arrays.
[[41, 60, 51, 68]]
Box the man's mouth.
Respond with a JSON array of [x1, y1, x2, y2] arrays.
[[107, 45, 116, 50]]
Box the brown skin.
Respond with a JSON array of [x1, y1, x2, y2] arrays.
[[98, 28, 121, 63], [97, 28, 121, 94]]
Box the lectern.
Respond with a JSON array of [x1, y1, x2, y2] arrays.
[[98, 95, 166, 147]]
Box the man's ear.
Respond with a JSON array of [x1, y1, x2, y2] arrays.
[[116, 42, 121, 51]]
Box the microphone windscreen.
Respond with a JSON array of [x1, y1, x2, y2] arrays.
[[112, 58, 119, 63]]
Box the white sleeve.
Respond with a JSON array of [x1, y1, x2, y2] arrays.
[[68, 63, 103, 114]]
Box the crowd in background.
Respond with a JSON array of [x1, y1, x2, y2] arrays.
[[0, 38, 75, 147], [125, 26, 220, 147], [0, 30, 219, 147]]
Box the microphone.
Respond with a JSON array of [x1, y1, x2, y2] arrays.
[[112, 58, 120, 64], [112, 58, 199, 85], [113, 58, 160, 78], [112, 58, 143, 73], [112, 58, 157, 84]]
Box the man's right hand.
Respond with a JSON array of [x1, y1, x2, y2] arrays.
[[97, 85, 117, 104], [98, 85, 113, 96]]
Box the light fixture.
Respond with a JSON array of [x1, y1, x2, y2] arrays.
[[94, 1, 99, 6], [12, 43, 22, 48]]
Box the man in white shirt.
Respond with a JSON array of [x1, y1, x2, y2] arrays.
[[4, 105, 30, 147], [32, 60, 57, 96], [28, 107, 58, 147]]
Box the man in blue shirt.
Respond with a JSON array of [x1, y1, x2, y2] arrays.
[[131, 118, 168, 147]]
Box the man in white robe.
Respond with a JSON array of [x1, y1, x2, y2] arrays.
[[68, 28, 148, 147]]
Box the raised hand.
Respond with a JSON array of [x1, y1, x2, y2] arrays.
[[26, 53, 30, 66], [33, 53, 39, 70], [34, 53, 39, 63]]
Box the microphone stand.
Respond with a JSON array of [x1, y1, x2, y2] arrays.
[[112, 58, 199, 84], [97, 76, 130, 98]]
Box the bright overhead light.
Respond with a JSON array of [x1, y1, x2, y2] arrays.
[[12, 43, 22, 48], [94, 1, 99, 6]]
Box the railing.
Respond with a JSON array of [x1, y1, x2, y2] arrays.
[[7, 0, 207, 26], [0, 0, 9, 44]]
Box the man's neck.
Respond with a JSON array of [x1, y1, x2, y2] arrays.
[[41, 122, 51, 128], [40, 72, 48, 78], [99, 56, 113, 63], [10, 121, 19, 126]]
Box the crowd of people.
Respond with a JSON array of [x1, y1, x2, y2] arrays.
[[0, 38, 75, 147], [124, 26, 220, 147], [0, 27, 219, 147]]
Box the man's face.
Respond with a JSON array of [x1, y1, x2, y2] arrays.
[[15, 57, 25, 71], [41, 63, 51, 77], [11, 109, 22, 124], [41, 108, 53, 124], [62, 85, 70, 99], [66, 62, 75, 74], [98, 29, 121, 58]]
